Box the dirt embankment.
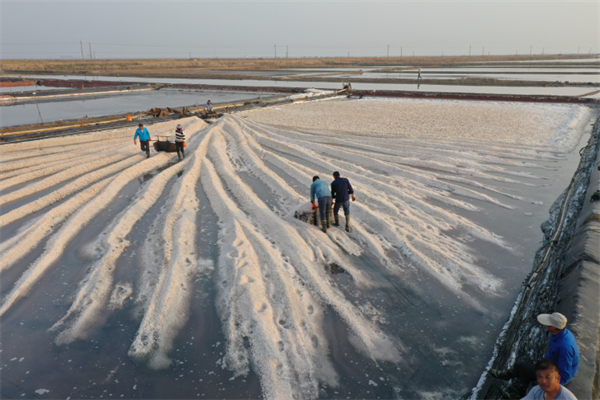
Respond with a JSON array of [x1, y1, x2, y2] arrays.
[[1, 54, 597, 80]]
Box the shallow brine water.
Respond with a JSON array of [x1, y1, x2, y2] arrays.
[[0, 89, 268, 128], [0, 99, 596, 399], [7, 74, 599, 101]]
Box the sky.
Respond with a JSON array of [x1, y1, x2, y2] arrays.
[[1, 1, 598, 59]]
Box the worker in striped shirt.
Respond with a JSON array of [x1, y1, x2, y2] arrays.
[[175, 124, 186, 160]]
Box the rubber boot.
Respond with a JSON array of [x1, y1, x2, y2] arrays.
[[321, 220, 327, 233], [333, 215, 340, 226], [326, 213, 331, 229], [178, 152, 182, 161], [488, 368, 515, 381], [345, 215, 351, 232]]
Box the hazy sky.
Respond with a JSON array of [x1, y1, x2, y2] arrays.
[[2, 1, 598, 59]]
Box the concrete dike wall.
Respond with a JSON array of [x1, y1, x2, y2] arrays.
[[471, 111, 600, 400]]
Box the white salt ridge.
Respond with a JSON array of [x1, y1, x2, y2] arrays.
[[47, 119, 207, 344], [0, 119, 206, 317], [251, 125, 517, 210], [235, 117, 506, 297], [0, 151, 137, 206], [0, 151, 118, 192], [0, 146, 120, 180], [205, 130, 401, 361], [200, 156, 340, 398], [0, 178, 112, 271], [0, 137, 128, 164], [269, 125, 547, 183], [0, 155, 144, 229], [0, 101, 587, 400], [50, 158, 189, 343], [128, 127, 212, 369]]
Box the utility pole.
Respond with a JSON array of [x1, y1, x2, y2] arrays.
[[94, 52, 96, 60], [577, 47, 580, 54], [32, 91, 44, 124], [274, 44, 276, 59], [286, 45, 288, 59], [80, 40, 84, 60], [482, 47, 484, 56], [348, 51, 349, 58], [542, 47, 545, 55], [530, 46, 532, 55], [469, 45, 471, 56], [401, 47, 402, 57], [89, 43, 92, 60], [189, 52, 192, 60], [387, 44, 389, 57]]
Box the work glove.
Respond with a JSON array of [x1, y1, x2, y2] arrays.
[[184, 141, 187, 147], [134, 139, 137, 145], [149, 137, 152, 141], [311, 202, 317, 211], [352, 194, 356, 202]]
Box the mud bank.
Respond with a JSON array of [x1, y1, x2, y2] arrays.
[[472, 113, 600, 399]]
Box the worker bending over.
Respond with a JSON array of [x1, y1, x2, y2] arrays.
[[310, 176, 332, 233]]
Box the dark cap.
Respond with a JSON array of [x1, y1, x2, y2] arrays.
[[138, 123, 143, 127]]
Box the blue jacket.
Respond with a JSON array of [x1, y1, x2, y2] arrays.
[[310, 179, 331, 203], [331, 177, 354, 202], [547, 328, 579, 384], [134, 127, 150, 141]]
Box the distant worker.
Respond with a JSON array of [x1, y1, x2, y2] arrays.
[[310, 176, 332, 233], [331, 171, 356, 232], [175, 124, 186, 160], [489, 312, 579, 399], [417, 69, 422, 80], [205, 100, 213, 113], [134, 123, 151, 158], [522, 359, 577, 400]]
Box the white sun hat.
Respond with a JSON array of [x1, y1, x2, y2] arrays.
[[537, 312, 567, 330]]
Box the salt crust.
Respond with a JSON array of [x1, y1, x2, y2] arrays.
[[0, 99, 592, 399], [241, 97, 588, 150]]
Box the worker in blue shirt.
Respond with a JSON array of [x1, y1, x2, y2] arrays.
[[133, 123, 152, 158], [331, 171, 355, 232], [489, 312, 579, 399], [541, 313, 579, 384], [310, 176, 332, 233]]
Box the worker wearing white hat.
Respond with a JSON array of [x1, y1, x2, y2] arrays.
[[536, 313, 579, 385], [488, 312, 579, 399]]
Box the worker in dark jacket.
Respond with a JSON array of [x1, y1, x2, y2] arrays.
[[331, 171, 355, 232], [133, 123, 152, 158], [489, 312, 579, 399]]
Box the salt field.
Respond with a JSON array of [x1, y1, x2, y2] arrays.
[[0, 96, 596, 399]]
